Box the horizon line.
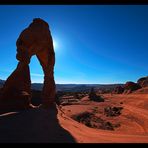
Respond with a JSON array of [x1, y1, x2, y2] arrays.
[[32, 82, 124, 85]]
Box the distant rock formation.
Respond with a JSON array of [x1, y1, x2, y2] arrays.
[[123, 81, 141, 94], [89, 88, 104, 102], [137, 76, 148, 88], [0, 18, 56, 111], [112, 86, 124, 94], [112, 76, 148, 94]]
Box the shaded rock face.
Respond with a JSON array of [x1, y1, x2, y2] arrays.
[[137, 76, 148, 88], [123, 81, 141, 94], [113, 86, 124, 94], [0, 18, 56, 111], [0, 63, 31, 111]]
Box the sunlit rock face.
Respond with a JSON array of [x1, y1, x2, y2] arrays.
[[0, 18, 56, 111], [137, 76, 148, 88]]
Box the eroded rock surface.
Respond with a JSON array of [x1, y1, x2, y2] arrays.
[[123, 81, 141, 94], [0, 18, 56, 111], [137, 76, 148, 88]]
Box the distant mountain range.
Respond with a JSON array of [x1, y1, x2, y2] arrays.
[[0, 79, 123, 92]]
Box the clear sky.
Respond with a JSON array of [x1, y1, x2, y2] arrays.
[[0, 5, 148, 84]]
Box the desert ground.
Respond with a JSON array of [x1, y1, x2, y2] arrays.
[[59, 92, 148, 143], [0, 88, 148, 143]]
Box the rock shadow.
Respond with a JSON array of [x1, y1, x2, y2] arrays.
[[0, 107, 76, 143]]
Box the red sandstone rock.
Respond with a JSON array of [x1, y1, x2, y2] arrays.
[[0, 63, 31, 111], [0, 18, 56, 111], [137, 76, 148, 88], [123, 81, 141, 94]]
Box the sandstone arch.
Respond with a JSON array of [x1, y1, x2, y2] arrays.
[[0, 18, 56, 110]]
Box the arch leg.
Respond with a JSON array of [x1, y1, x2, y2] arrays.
[[36, 48, 56, 107], [0, 62, 32, 111]]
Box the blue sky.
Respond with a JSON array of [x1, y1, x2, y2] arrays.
[[0, 5, 148, 84]]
